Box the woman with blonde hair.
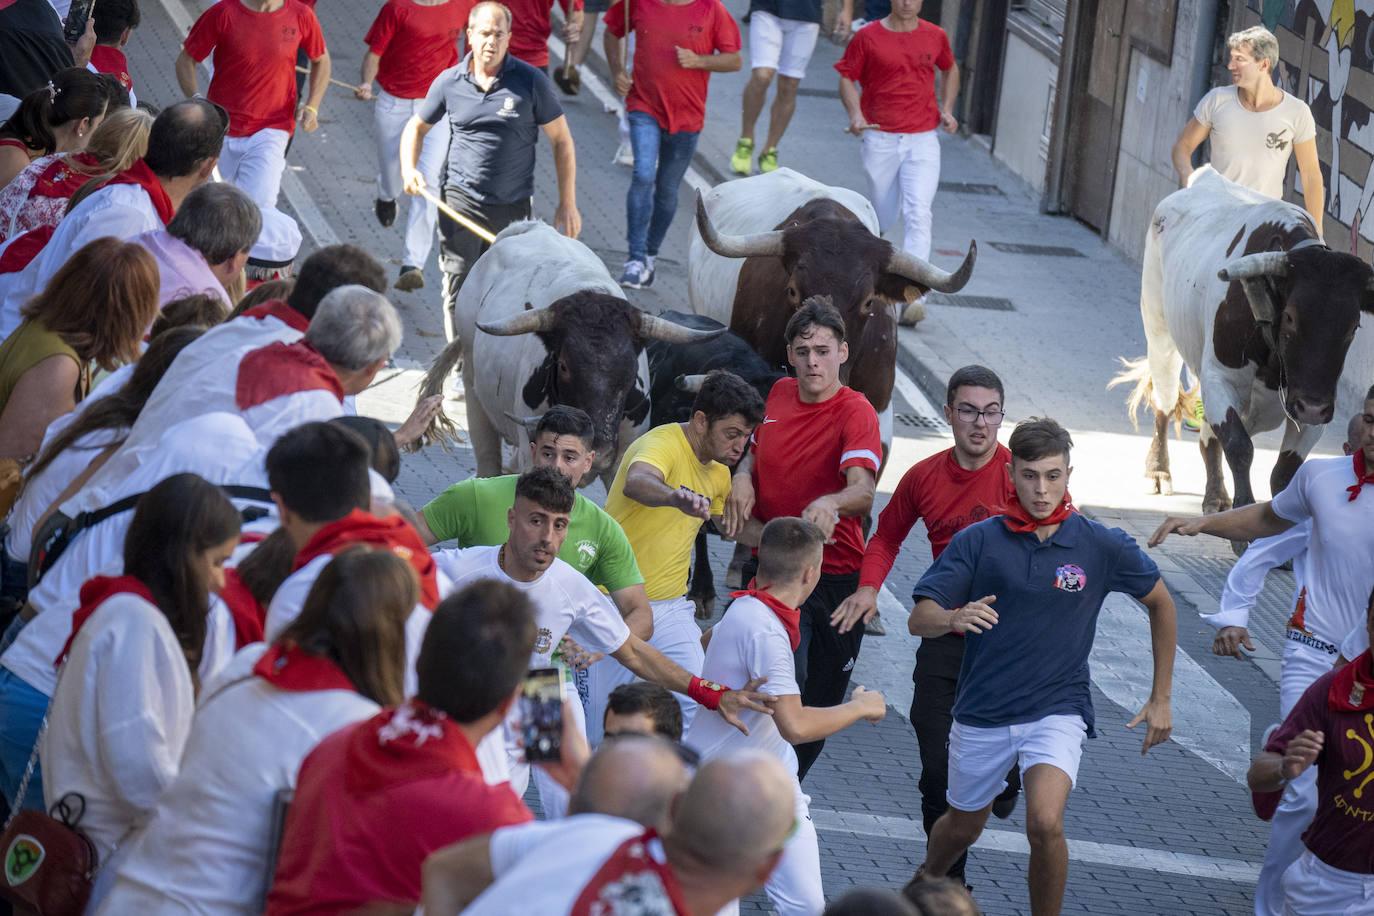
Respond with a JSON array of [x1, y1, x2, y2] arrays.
[[0, 69, 120, 188], [0, 106, 152, 244], [0, 237, 159, 466]]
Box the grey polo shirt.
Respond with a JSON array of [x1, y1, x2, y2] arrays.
[[419, 52, 564, 205]]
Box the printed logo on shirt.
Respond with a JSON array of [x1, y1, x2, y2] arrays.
[[497, 96, 519, 119], [1054, 564, 1086, 593], [281, 26, 298, 42], [1334, 717, 1374, 813], [688, 23, 703, 35], [575, 539, 599, 567], [3, 835, 44, 887], [534, 627, 553, 655], [1265, 129, 1291, 151]]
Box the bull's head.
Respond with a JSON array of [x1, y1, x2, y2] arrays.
[[479, 296, 723, 480], [1218, 245, 1374, 425]]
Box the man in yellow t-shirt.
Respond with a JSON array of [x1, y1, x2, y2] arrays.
[[587, 370, 766, 743]]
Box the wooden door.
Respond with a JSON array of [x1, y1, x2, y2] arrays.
[[1067, 0, 1127, 230]]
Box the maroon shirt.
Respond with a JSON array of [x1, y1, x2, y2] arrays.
[[1266, 668, 1374, 874]]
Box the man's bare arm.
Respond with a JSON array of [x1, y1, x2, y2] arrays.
[[609, 584, 654, 642], [420, 835, 495, 914], [1171, 118, 1209, 186], [1293, 137, 1325, 237], [1149, 501, 1294, 547], [1125, 579, 1176, 754]]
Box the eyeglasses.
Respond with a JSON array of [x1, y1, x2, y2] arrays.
[[954, 406, 1004, 425]]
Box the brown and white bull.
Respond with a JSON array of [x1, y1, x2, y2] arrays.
[[688, 168, 976, 452], [416, 221, 722, 485], [1123, 167, 1374, 514]]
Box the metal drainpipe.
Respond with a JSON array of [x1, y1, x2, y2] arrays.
[[1040, 0, 1081, 213]]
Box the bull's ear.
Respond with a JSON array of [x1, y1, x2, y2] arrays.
[[875, 273, 923, 303], [623, 384, 650, 425], [1362, 275, 1374, 315], [522, 353, 554, 410]]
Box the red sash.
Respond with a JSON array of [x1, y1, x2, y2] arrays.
[[105, 158, 174, 225], [293, 509, 439, 610], [55, 575, 155, 668], [240, 299, 309, 333], [343, 701, 477, 794], [0, 225, 55, 275], [730, 583, 801, 651], [234, 341, 343, 411], [253, 643, 355, 692]]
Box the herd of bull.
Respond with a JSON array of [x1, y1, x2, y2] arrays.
[[413, 163, 1374, 575]]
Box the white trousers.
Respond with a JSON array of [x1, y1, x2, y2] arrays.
[[218, 128, 291, 210], [1255, 639, 1340, 916], [373, 88, 450, 269], [1281, 850, 1374, 914], [718, 786, 824, 916], [584, 596, 704, 747], [860, 128, 940, 261]]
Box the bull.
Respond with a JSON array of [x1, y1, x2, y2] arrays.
[[417, 221, 722, 485], [1117, 167, 1374, 518]]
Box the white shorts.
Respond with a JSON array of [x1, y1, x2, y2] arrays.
[[748, 10, 821, 80], [1281, 849, 1374, 914], [946, 714, 1087, 812]]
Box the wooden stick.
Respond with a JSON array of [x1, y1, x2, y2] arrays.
[[295, 65, 363, 94], [417, 187, 498, 244]]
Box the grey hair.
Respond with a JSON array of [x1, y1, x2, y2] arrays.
[[1228, 26, 1279, 73], [304, 285, 403, 370], [468, 0, 512, 29], [167, 182, 262, 265]]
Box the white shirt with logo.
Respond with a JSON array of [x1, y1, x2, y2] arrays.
[[1194, 86, 1316, 199]]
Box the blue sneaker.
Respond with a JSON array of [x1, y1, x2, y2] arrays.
[[619, 259, 654, 289]]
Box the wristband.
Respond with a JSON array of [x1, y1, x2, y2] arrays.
[[302, 105, 318, 114], [688, 675, 728, 711]]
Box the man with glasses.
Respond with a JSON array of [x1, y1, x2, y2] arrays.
[[832, 364, 1016, 888], [399, 0, 580, 336]]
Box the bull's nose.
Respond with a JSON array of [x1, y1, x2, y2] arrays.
[[1289, 396, 1334, 425]]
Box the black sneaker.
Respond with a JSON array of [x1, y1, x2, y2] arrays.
[[375, 198, 397, 228], [395, 265, 424, 291]]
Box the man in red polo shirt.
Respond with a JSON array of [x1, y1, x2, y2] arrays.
[[264, 579, 588, 914], [356, 0, 469, 292], [507, 0, 583, 72], [604, 0, 740, 289], [724, 298, 881, 780], [831, 363, 1019, 888], [176, 0, 331, 210]]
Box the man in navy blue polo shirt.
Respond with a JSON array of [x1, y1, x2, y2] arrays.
[[398, 0, 581, 334], [903, 417, 1176, 915]]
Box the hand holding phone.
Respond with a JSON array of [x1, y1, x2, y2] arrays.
[[519, 667, 564, 763], [64, 0, 97, 45]]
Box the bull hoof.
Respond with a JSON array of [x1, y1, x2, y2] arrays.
[[1229, 539, 1250, 558], [1202, 495, 1232, 515], [1146, 472, 1173, 496], [693, 595, 715, 621], [899, 299, 927, 326]]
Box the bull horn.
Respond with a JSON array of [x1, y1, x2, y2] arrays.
[[886, 240, 977, 293], [477, 302, 557, 336], [636, 311, 727, 344], [675, 373, 708, 392], [694, 191, 786, 259], [1217, 252, 1289, 282], [503, 411, 542, 434]]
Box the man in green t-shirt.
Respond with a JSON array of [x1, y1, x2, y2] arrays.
[[416, 406, 651, 640]]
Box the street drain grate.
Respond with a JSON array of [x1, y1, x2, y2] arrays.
[[938, 182, 1004, 196], [988, 241, 1086, 257], [895, 413, 945, 430], [927, 292, 1014, 311]]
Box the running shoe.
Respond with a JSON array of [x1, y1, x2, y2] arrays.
[[374, 198, 396, 228], [395, 265, 424, 291], [613, 142, 634, 167], [619, 259, 654, 289], [758, 146, 779, 173], [730, 138, 753, 175], [1184, 396, 1204, 432]]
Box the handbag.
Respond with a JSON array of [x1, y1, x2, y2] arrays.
[[0, 710, 98, 915]]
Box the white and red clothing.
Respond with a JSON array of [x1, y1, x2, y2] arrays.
[[507, 0, 582, 68], [183, 0, 327, 207], [133, 228, 231, 308], [749, 377, 882, 575], [88, 45, 136, 106], [0, 151, 98, 244], [835, 19, 954, 262], [464, 815, 688, 916], [604, 0, 740, 134], [264, 701, 532, 915], [685, 594, 823, 915], [97, 643, 379, 916]]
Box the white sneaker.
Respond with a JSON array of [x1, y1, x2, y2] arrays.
[[614, 142, 634, 167], [645, 254, 656, 274]]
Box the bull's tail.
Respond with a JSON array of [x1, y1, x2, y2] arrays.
[[1107, 356, 1197, 435], [408, 337, 466, 453]]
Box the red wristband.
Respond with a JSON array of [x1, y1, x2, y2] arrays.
[[688, 675, 727, 711]]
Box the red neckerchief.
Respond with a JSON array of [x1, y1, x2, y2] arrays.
[[571, 829, 689, 916], [233, 340, 344, 411], [1329, 650, 1374, 712], [33, 152, 98, 199], [1346, 452, 1374, 502], [88, 46, 132, 92], [218, 568, 266, 648], [0, 225, 55, 275], [343, 700, 478, 795], [55, 575, 155, 668], [730, 582, 800, 651], [293, 509, 439, 610], [239, 299, 309, 333], [1002, 491, 1076, 533], [105, 158, 174, 225], [253, 642, 355, 692]]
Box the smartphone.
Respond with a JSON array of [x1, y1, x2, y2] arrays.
[[519, 667, 564, 763], [63, 0, 96, 43]]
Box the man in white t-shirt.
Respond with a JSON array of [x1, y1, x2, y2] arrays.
[[432, 467, 774, 813], [1171, 25, 1323, 235], [686, 517, 885, 915]]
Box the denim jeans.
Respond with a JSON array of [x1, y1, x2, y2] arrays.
[[0, 666, 50, 812], [626, 110, 700, 263]]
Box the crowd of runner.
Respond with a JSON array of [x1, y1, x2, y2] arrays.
[[0, 0, 1368, 913]]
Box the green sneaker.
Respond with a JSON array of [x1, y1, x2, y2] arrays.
[[759, 147, 779, 172], [1184, 395, 1204, 432], [730, 138, 753, 175]]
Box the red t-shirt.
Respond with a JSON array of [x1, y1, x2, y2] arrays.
[[1264, 664, 1374, 874], [506, 0, 583, 68], [88, 45, 132, 94], [183, 0, 327, 138], [834, 18, 953, 134], [365, 0, 471, 100], [604, 0, 740, 134], [750, 377, 882, 575], [265, 703, 532, 914], [859, 443, 1013, 589]]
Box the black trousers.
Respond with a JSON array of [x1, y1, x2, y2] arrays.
[[438, 185, 532, 322], [910, 632, 1021, 882]]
